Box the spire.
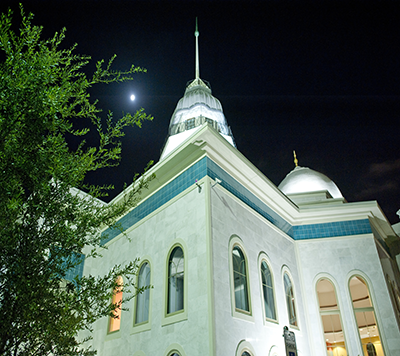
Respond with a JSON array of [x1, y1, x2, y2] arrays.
[[293, 150, 298, 167], [195, 17, 200, 80]]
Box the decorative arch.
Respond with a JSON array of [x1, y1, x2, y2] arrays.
[[315, 276, 348, 355], [258, 252, 277, 322], [134, 259, 152, 326], [162, 239, 188, 326], [229, 235, 253, 321], [348, 271, 386, 356], [167, 245, 184, 314], [163, 343, 186, 356], [282, 266, 298, 328], [268, 345, 281, 356], [235, 339, 256, 356]]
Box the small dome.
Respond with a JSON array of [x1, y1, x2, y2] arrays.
[[278, 166, 343, 199]]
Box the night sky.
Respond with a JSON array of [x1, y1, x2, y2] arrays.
[[2, 0, 400, 223]]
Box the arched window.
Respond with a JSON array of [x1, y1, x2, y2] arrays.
[[109, 275, 123, 332], [167, 246, 184, 314], [232, 245, 250, 312], [241, 352, 252, 356], [349, 276, 385, 356], [316, 278, 347, 355], [135, 262, 151, 324], [261, 260, 276, 320], [283, 272, 297, 327]]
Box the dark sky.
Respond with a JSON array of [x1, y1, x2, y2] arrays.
[[2, 0, 400, 223]]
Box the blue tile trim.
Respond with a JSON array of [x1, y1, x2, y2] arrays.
[[206, 159, 293, 236], [64, 253, 85, 281], [101, 156, 373, 244], [293, 219, 372, 240], [101, 157, 208, 245]]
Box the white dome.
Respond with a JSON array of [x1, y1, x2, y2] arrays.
[[278, 166, 343, 199]]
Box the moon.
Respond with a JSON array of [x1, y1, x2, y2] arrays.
[[130, 94, 136, 101]]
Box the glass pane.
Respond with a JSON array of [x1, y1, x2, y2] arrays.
[[242, 352, 251, 356], [109, 276, 123, 332], [284, 273, 297, 327], [349, 276, 372, 308], [168, 247, 184, 314], [350, 276, 385, 356], [321, 314, 347, 356], [317, 278, 339, 311], [233, 246, 249, 311], [135, 262, 150, 324], [261, 261, 276, 320], [355, 311, 384, 356]]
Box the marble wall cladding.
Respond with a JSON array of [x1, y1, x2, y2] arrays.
[[296, 236, 400, 356], [83, 187, 213, 356], [210, 185, 311, 356]]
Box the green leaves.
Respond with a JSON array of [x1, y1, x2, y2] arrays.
[[0, 6, 154, 356]]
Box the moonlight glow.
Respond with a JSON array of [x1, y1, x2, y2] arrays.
[[130, 94, 136, 101]]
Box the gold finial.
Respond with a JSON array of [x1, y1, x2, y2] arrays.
[[293, 150, 298, 167]]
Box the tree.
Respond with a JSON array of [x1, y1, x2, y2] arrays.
[[0, 6, 154, 356]]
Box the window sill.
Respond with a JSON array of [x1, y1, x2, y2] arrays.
[[161, 309, 188, 326], [232, 309, 254, 323], [131, 321, 151, 334]]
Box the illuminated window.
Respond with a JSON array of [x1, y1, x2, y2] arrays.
[[185, 118, 195, 130], [317, 278, 348, 355], [349, 276, 385, 356], [261, 260, 276, 321], [109, 275, 123, 332], [135, 262, 151, 324], [167, 246, 184, 314], [232, 246, 250, 312], [284, 272, 297, 327]]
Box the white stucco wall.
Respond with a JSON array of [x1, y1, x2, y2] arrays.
[[210, 182, 311, 356], [82, 184, 212, 356], [296, 235, 400, 356]]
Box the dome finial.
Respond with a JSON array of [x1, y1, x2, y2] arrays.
[[293, 150, 298, 167], [195, 17, 200, 80]]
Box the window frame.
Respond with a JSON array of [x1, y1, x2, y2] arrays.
[[235, 339, 256, 356], [162, 241, 188, 326], [132, 258, 152, 334], [229, 236, 253, 322], [315, 276, 348, 356], [108, 275, 124, 334], [282, 268, 299, 329], [258, 253, 278, 323], [348, 273, 386, 356], [163, 343, 186, 356]]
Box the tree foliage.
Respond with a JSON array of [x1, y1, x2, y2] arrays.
[[0, 6, 153, 356]]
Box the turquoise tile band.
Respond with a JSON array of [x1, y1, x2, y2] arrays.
[[101, 157, 373, 245]]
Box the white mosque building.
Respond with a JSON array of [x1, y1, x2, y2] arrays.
[[82, 24, 400, 356]]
